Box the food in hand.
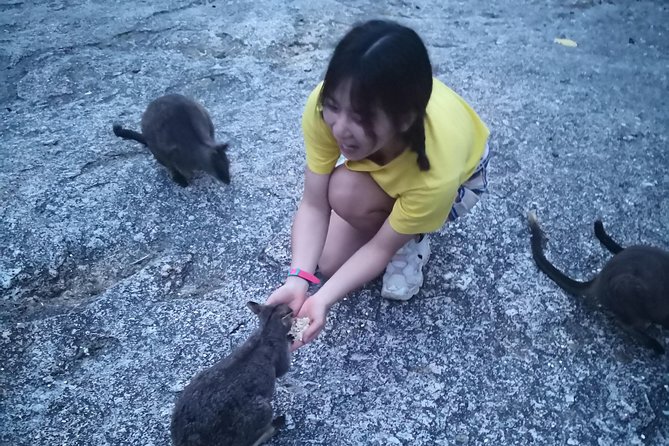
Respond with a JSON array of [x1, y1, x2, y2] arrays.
[[289, 317, 310, 342]]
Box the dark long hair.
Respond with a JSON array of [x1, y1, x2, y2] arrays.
[[319, 20, 433, 170]]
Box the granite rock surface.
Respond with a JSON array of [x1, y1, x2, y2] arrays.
[[1, 1, 668, 445]]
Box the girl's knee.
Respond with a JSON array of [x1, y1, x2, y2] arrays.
[[327, 166, 356, 215], [328, 166, 392, 222]]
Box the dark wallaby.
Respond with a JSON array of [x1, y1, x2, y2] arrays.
[[170, 302, 293, 446], [113, 94, 230, 187], [528, 211, 669, 354]]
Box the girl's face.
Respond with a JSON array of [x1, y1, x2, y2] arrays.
[[322, 79, 405, 162]]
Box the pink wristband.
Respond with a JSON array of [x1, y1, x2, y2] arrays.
[[288, 268, 321, 284]]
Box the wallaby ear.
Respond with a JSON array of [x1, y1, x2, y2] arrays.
[[247, 301, 262, 315]]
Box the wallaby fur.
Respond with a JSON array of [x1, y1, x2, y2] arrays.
[[528, 211, 669, 354], [113, 94, 230, 187], [170, 302, 293, 446]]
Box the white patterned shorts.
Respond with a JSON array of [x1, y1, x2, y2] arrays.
[[447, 143, 490, 222]]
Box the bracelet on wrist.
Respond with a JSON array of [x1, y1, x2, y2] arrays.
[[287, 268, 320, 284]]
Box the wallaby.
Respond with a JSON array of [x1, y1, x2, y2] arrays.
[[170, 302, 293, 446], [113, 94, 230, 187], [528, 211, 669, 354]]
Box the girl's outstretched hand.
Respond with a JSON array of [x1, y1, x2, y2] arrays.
[[266, 279, 308, 315], [290, 296, 329, 351]]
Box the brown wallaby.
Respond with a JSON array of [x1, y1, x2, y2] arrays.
[[528, 211, 669, 354], [113, 94, 230, 187], [170, 302, 292, 446]]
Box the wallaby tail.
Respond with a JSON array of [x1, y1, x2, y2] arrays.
[[593, 220, 624, 254], [112, 124, 147, 146], [209, 143, 230, 184], [527, 211, 593, 296]]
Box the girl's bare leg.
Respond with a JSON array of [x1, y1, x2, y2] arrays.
[[318, 166, 394, 277]]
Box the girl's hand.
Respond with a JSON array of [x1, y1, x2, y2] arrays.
[[290, 296, 329, 351], [266, 278, 309, 314]]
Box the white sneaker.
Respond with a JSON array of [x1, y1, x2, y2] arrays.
[[381, 235, 431, 301]]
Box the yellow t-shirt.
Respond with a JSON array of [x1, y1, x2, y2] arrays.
[[302, 78, 490, 234]]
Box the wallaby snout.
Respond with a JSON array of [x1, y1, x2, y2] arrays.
[[210, 144, 230, 184]]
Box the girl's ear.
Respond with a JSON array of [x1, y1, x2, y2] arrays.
[[399, 111, 417, 133]]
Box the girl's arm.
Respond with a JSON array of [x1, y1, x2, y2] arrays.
[[290, 167, 332, 275], [293, 220, 413, 348], [319, 220, 411, 304], [267, 168, 331, 311]]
